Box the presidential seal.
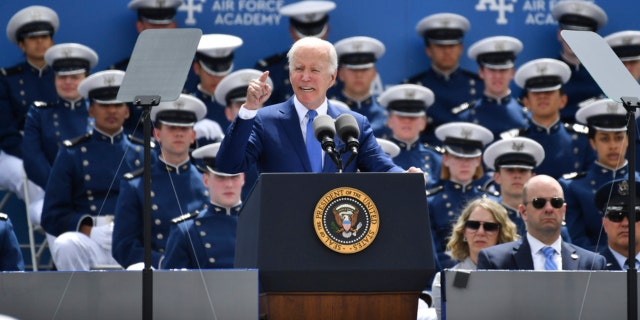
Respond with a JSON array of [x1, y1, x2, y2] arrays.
[[313, 187, 379, 254]]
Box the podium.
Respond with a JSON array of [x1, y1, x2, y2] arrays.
[[234, 172, 436, 319]]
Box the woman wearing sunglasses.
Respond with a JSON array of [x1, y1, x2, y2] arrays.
[[430, 197, 518, 319]]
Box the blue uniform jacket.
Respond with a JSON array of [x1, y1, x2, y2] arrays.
[[41, 130, 144, 237], [427, 179, 498, 268], [0, 61, 57, 157], [216, 98, 404, 174], [560, 163, 638, 251], [329, 91, 389, 138], [459, 94, 529, 140], [23, 99, 92, 188], [163, 203, 241, 269], [599, 247, 625, 271], [113, 157, 209, 269], [255, 51, 293, 106], [389, 137, 442, 187], [0, 214, 24, 271], [477, 237, 606, 270]]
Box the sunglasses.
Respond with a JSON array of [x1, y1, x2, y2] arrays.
[[465, 220, 500, 232], [525, 197, 564, 209], [606, 207, 640, 223]]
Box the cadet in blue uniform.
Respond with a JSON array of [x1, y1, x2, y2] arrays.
[[0, 213, 24, 271], [551, 0, 608, 123], [427, 122, 495, 268], [377, 84, 442, 187], [458, 36, 528, 139], [483, 137, 545, 236], [506, 58, 595, 179], [255, 0, 336, 106], [605, 30, 640, 82], [41, 71, 143, 270], [213, 69, 272, 200], [331, 36, 389, 138], [23, 43, 98, 191], [561, 99, 639, 251], [191, 33, 243, 135], [404, 13, 483, 145], [113, 94, 209, 270], [596, 179, 640, 270], [163, 142, 244, 269], [0, 6, 59, 228]]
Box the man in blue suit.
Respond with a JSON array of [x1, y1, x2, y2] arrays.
[[596, 179, 640, 271], [477, 174, 606, 270], [217, 37, 415, 175]]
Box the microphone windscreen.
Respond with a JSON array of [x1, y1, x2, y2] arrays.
[[313, 114, 336, 141], [335, 113, 360, 141]]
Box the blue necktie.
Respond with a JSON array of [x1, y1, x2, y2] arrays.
[[305, 110, 322, 172], [541, 246, 558, 270]]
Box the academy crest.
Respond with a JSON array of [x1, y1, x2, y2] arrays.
[[313, 187, 379, 254]]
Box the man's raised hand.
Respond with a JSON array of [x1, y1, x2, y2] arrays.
[[245, 71, 272, 110]]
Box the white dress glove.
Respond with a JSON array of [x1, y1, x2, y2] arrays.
[[193, 118, 224, 140], [89, 222, 114, 251]]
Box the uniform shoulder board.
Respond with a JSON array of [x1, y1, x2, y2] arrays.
[[460, 69, 481, 80], [500, 127, 527, 139], [0, 213, 7, 221], [423, 143, 444, 154], [564, 123, 589, 135], [256, 52, 286, 68], [1, 65, 22, 77], [402, 71, 428, 84], [127, 134, 156, 149], [33, 101, 51, 108], [123, 167, 145, 181], [62, 132, 92, 147], [171, 210, 200, 224], [477, 185, 500, 197], [426, 185, 444, 197], [561, 171, 586, 180], [451, 100, 475, 115]]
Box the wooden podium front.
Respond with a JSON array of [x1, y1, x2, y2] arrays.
[[260, 292, 419, 320]]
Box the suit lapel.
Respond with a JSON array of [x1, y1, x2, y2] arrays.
[[279, 100, 312, 171], [513, 238, 535, 269], [561, 241, 579, 270]]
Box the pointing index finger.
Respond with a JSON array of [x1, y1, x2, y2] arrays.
[[258, 71, 270, 83]]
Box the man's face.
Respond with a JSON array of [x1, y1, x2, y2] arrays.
[[153, 124, 196, 157], [443, 153, 481, 183], [623, 60, 640, 81], [204, 172, 245, 208], [55, 74, 86, 101], [603, 210, 640, 256], [479, 67, 514, 97], [590, 131, 628, 169], [194, 62, 226, 94], [494, 167, 533, 199], [338, 66, 377, 98], [522, 90, 567, 120], [387, 113, 426, 142], [520, 176, 566, 239], [426, 43, 463, 71], [18, 35, 53, 61], [88, 103, 130, 135], [289, 45, 337, 109]]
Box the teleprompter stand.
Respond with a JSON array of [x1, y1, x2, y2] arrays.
[[116, 28, 202, 320], [562, 30, 640, 320]]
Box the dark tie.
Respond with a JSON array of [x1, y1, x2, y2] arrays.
[[541, 246, 558, 270], [305, 110, 322, 172], [624, 258, 638, 270]]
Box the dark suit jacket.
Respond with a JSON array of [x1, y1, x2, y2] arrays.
[[599, 247, 624, 270], [216, 98, 403, 174], [476, 237, 606, 270]]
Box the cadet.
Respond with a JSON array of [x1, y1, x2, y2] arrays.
[[113, 94, 209, 270], [404, 13, 483, 144], [191, 33, 243, 134], [551, 0, 608, 123], [561, 99, 639, 251], [508, 58, 595, 179], [331, 36, 389, 137], [459, 36, 528, 139], [605, 30, 640, 81], [254, 0, 336, 106], [23, 43, 98, 191], [428, 122, 494, 268], [595, 179, 640, 270], [0, 213, 24, 271], [378, 84, 442, 187], [213, 69, 273, 200], [40, 70, 143, 271], [483, 137, 545, 235], [163, 142, 244, 269], [0, 6, 59, 226]]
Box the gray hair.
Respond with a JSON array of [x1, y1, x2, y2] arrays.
[[287, 37, 338, 74]]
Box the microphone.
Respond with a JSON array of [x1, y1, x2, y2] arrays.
[[335, 114, 360, 169], [313, 114, 343, 171]]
